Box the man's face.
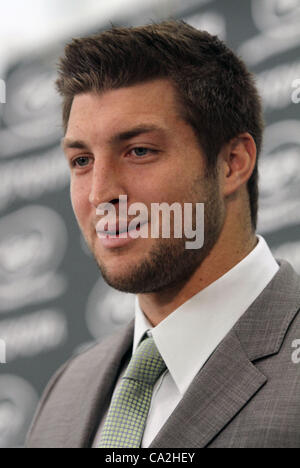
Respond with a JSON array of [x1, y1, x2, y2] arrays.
[[63, 79, 225, 294]]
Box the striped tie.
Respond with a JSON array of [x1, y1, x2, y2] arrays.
[[98, 336, 166, 448]]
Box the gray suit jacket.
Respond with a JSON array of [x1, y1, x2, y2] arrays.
[[26, 260, 300, 448]]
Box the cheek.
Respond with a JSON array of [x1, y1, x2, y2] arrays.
[[70, 179, 91, 228], [140, 162, 185, 199]]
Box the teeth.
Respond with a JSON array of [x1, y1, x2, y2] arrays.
[[100, 222, 143, 236], [104, 229, 126, 235], [107, 223, 141, 235]]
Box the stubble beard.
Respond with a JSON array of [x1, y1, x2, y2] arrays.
[[89, 174, 224, 294]]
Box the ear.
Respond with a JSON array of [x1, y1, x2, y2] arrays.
[[221, 132, 257, 197]]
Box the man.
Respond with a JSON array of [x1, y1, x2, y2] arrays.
[[26, 21, 300, 448]]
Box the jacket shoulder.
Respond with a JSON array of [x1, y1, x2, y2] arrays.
[[26, 321, 134, 447]]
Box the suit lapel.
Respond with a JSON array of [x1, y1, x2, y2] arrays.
[[68, 320, 134, 448], [151, 260, 300, 448], [233, 259, 300, 361], [150, 329, 267, 448]]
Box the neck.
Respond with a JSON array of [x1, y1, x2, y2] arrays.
[[138, 225, 258, 327]]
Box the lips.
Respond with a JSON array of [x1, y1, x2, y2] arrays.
[[96, 220, 147, 236], [106, 223, 140, 235]]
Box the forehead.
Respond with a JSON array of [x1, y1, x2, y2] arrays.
[[66, 79, 182, 138]]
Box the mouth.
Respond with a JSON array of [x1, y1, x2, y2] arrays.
[[95, 220, 149, 249], [97, 221, 147, 237], [106, 223, 140, 236]]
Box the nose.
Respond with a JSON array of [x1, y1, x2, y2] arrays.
[[88, 157, 125, 208]]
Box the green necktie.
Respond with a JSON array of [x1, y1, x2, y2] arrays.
[[98, 336, 167, 448]]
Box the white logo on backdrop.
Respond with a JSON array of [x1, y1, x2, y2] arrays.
[[184, 10, 226, 39], [0, 79, 5, 104], [0, 65, 62, 159], [291, 78, 300, 104], [85, 279, 135, 340], [0, 146, 69, 212], [0, 375, 38, 448], [0, 309, 67, 362], [257, 60, 300, 111], [258, 120, 300, 233], [0, 205, 68, 312], [0, 339, 5, 363], [239, 0, 300, 65]]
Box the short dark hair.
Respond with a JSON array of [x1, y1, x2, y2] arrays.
[[56, 20, 264, 230]]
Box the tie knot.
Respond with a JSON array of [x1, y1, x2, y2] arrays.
[[124, 336, 166, 386]]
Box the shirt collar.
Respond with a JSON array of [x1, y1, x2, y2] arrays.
[[133, 300, 153, 352], [133, 235, 279, 396]]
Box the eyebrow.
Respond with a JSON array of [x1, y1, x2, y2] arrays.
[[62, 124, 166, 152]]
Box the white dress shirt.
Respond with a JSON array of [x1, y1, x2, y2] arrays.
[[93, 234, 279, 447]]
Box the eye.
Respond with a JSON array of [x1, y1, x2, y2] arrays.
[[131, 147, 151, 158], [71, 156, 90, 167]]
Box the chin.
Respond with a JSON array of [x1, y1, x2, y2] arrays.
[[97, 255, 137, 278]]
